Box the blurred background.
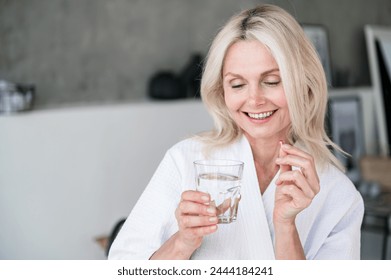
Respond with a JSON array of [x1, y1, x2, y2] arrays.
[[0, 0, 390, 107], [1, 0, 391, 260]]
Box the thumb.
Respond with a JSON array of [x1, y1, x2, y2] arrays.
[[279, 141, 292, 173]]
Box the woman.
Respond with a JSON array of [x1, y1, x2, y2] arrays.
[[109, 4, 364, 260]]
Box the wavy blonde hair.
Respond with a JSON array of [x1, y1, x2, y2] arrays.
[[198, 4, 344, 170]]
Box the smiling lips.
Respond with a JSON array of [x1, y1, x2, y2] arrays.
[[247, 110, 277, 120]]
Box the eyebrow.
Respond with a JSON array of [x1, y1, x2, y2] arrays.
[[223, 68, 280, 79]]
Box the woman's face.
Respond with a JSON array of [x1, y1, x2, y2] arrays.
[[223, 40, 291, 142]]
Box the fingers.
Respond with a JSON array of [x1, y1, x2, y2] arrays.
[[278, 141, 292, 173], [175, 190, 218, 239], [216, 198, 231, 216], [274, 143, 320, 221], [181, 190, 211, 204], [179, 214, 218, 230], [276, 144, 320, 191], [280, 143, 312, 159], [276, 170, 317, 198], [278, 184, 312, 210], [180, 224, 218, 239], [178, 199, 217, 217]]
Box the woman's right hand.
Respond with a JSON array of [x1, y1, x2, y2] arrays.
[[174, 190, 218, 255]]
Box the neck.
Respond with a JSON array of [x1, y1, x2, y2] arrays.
[[245, 134, 287, 168], [244, 133, 288, 194]]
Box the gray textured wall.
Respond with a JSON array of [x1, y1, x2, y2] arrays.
[[0, 0, 391, 109]]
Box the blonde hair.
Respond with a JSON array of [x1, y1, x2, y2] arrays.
[[198, 4, 344, 170]]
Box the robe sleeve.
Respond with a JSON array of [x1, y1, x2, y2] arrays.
[[108, 150, 182, 260], [312, 189, 364, 259]]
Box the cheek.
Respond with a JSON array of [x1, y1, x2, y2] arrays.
[[223, 90, 237, 112], [272, 90, 288, 109], [277, 92, 291, 122], [224, 90, 245, 112]]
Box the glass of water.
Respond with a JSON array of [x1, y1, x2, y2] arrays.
[[194, 159, 244, 224]]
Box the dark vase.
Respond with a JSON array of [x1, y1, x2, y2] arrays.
[[148, 71, 185, 100]]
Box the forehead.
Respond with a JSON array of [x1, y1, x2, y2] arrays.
[[223, 40, 278, 74]]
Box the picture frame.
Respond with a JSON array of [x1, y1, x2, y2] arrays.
[[302, 24, 333, 87], [365, 25, 391, 156], [327, 96, 365, 183]]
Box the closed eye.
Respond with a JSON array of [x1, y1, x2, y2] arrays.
[[232, 84, 244, 89], [263, 81, 280, 87]]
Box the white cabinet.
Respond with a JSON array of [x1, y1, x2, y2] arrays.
[[0, 100, 212, 259]]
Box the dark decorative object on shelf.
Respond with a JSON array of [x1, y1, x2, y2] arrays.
[[148, 53, 204, 100], [148, 71, 185, 100], [180, 53, 203, 98], [0, 80, 35, 114]]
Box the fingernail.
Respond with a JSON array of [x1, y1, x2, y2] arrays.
[[209, 217, 218, 223], [201, 195, 210, 202], [275, 158, 282, 163], [207, 207, 216, 214], [210, 225, 217, 231], [279, 140, 284, 145]]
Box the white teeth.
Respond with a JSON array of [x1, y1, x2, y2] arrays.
[[248, 111, 274, 120]]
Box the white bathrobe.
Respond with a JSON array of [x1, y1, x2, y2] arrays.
[[109, 136, 364, 260]]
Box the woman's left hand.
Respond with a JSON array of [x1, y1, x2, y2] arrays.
[[274, 143, 320, 225]]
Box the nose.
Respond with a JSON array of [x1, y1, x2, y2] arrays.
[[248, 85, 266, 106]]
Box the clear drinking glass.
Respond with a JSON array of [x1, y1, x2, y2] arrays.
[[194, 159, 244, 224]]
